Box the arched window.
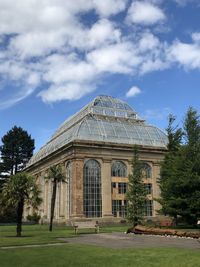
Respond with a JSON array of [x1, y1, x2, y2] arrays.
[[111, 161, 127, 177], [83, 159, 102, 218], [141, 163, 152, 178]]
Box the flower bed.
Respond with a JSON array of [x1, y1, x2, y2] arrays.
[[127, 225, 200, 239]]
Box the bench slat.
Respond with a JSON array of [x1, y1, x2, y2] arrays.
[[71, 221, 99, 234]]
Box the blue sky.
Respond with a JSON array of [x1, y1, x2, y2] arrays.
[[0, 0, 200, 151]]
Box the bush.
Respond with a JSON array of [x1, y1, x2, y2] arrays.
[[27, 212, 41, 223]]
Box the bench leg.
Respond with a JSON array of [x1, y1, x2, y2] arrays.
[[74, 226, 78, 235], [95, 226, 99, 233]]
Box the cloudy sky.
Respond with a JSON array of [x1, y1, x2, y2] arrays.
[[0, 0, 200, 151]]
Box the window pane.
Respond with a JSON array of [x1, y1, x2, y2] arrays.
[[118, 183, 128, 194], [144, 183, 152, 194], [144, 200, 153, 216], [111, 161, 127, 177], [141, 163, 152, 178], [83, 159, 102, 218]]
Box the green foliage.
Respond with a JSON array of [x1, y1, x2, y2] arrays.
[[159, 108, 200, 225], [0, 126, 35, 177], [27, 212, 41, 223], [126, 146, 147, 226], [1, 172, 42, 236], [46, 165, 66, 231]]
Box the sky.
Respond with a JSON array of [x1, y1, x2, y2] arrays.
[[0, 0, 200, 152]]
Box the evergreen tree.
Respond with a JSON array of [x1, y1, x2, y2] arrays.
[[126, 146, 147, 227], [178, 107, 200, 224], [0, 126, 35, 178], [158, 115, 183, 224], [1, 172, 42, 237], [159, 109, 200, 225], [46, 165, 66, 232]]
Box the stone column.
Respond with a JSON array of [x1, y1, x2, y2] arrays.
[[70, 159, 84, 218], [101, 160, 113, 217], [152, 163, 161, 216], [58, 163, 66, 220]]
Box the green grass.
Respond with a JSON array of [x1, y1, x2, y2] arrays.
[[0, 225, 73, 247], [0, 245, 200, 267], [0, 224, 128, 247], [0, 225, 199, 267]]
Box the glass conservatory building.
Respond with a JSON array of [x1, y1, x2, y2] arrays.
[[26, 96, 168, 223]]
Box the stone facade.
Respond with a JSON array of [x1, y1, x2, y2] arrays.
[[25, 140, 166, 223], [25, 96, 167, 223]]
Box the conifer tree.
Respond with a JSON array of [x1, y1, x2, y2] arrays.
[[158, 115, 182, 224], [177, 107, 200, 224], [159, 109, 200, 225], [126, 146, 147, 227], [0, 126, 35, 178]]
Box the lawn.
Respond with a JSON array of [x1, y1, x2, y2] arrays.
[[0, 244, 200, 267], [0, 224, 129, 247], [0, 225, 199, 267]]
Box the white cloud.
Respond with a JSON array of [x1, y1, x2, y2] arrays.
[[127, 1, 166, 25], [168, 39, 200, 69], [192, 32, 200, 43], [0, 87, 35, 110], [138, 32, 160, 51], [39, 83, 95, 103], [87, 42, 141, 74], [93, 0, 127, 17], [67, 19, 121, 51], [0, 0, 199, 109], [126, 86, 141, 98]]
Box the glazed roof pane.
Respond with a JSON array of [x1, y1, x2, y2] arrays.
[[27, 95, 168, 167]]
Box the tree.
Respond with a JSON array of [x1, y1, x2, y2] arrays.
[[46, 165, 66, 232], [1, 172, 42, 237], [126, 146, 147, 227], [179, 107, 200, 224], [0, 126, 35, 178], [158, 115, 183, 224], [159, 109, 200, 225]]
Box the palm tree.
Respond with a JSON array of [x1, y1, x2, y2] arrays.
[[1, 172, 42, 237], [46, 165, 66, 232]]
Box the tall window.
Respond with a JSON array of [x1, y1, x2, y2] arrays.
[[111, 161, 127, 177], [112, 200, 127, 217], [83, 159, 102, 218], [144, 200, 153, 216], [141, 163, 152, 178], [144, 183, 152, 195], [118, 183, 128, 194]]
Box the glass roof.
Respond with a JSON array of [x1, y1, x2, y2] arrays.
[[27, 96, 168, 167]]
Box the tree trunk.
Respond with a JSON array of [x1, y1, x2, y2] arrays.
[[49, 180, 57, 232], [16, 198, 24, 237], [173, 215, 178, 227]]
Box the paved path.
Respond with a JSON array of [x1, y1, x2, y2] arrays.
[[61, 232, 200, 250], [1, 233, 199, 250]]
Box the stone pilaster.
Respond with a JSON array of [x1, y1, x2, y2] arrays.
[[152, 163, 161, 216], [102, 160, 113, 217], [70, 159, 84, 218]]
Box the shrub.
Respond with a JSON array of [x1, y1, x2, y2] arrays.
[[27, 212, 41, 223]]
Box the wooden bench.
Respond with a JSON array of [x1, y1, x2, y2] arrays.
[[71, 221, 99, 234]]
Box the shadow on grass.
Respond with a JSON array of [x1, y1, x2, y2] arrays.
[[4, 235, 33, 238]]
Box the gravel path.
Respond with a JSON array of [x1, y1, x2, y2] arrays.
[[1, 233, 199, 250], [61, 232, 200, 250]]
